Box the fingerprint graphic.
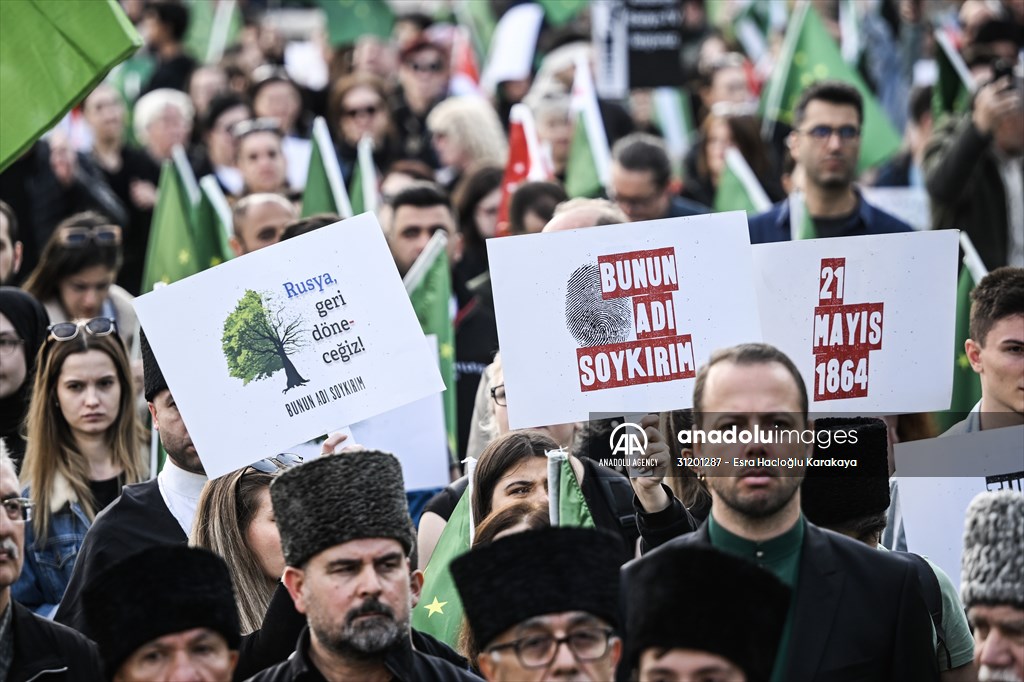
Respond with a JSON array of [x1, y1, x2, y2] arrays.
[[565, 264, 633, 347]]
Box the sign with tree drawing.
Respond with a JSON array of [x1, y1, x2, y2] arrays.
[[134, 214, 444, 479]]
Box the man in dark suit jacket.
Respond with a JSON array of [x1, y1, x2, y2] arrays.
[[748, 80, 913, 243], [626, 343, 938, 681]]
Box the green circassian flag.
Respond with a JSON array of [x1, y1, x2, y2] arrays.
[[141, 149, 234, 293], [183, 0, 242, 64], [316, 0, 394, 46], [142, 156, 200, 293], [759, 2, 901, 172], [932, 27, 973, 122], [348, 136, 379, 216], [303, 117, 353, 218], [714, 148, 774, 216], [0, 0, 142, 172], [564, 54, 612, 198], [413, 457, 593, 647], [404, 233, 457, 459], [935, 234, 986, 431]]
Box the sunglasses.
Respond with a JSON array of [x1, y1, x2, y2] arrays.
[[409, 60, 444, 74], [342, 104, 381, 119], [231, 117, 283, 140], [57, 224, 122, 247], [48, 317, 117, 342], [246, 452, 304, 474]]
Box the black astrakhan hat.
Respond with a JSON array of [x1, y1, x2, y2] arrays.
[[451, 526, 623, 649], [81, 546, 240, 679], [140, 328, 168, 402], [624, 545, 790, 682], [801, 417, 891, 527], [270, 450, 415, 567]]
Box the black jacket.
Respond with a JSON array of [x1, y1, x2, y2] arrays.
[[55, 479, 185, 632], [625, 521, 939, 681], [244, 627, 482, 681], [8, 600, 103, 681]]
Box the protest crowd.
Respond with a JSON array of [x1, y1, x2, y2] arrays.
[[1, 0, 1024, 680]]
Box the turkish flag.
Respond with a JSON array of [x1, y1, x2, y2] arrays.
[[496, 104, 552, 235]]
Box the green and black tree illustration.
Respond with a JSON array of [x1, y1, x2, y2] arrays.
[[222, 289, 309, 392]]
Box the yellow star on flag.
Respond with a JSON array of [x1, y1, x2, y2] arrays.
[[957, 353, 971, 370], [439, 342, 454, 360], [178, 249, 191, 265], [423, 596, 447, 618]]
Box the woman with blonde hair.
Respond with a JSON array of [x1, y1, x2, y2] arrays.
[[190, 453, 300, 634], [426, 96, 507, 189], [14, 318, 144, 615]]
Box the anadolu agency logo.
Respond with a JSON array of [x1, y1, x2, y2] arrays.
[[609, 422, 648, 456], [605, 422, 658, 472]]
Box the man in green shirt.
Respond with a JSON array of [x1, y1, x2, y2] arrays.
[[627, 342, 938, 681]]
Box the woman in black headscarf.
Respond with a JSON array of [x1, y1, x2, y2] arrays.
[[0, 286, 50, 469]]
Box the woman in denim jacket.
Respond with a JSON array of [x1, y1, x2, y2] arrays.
[[14, 317, 145, 617]]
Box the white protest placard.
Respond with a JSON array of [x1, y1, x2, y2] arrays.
[[134, 214, 445, 479], [752, 230, 958, 412], [860, 186, 931, 231], [349, 335, 449, 491], [894, 426, 1024, 591], [487, 212, 763, 429]]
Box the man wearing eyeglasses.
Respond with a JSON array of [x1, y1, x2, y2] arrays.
[[1, 444, 104, 681], [451, 527, 623, 682], [609, 133, 709, 223], [748, 81, 912, 243]]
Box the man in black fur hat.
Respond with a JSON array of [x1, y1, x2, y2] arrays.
[[451, 526, 623, 681], [56, 329, 208, 631], [250, 450, 479, 682], [81, 545, 240, 681], [622, 544, 790, 682]]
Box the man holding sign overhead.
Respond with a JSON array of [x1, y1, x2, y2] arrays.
[[749, 81, 912, 243]]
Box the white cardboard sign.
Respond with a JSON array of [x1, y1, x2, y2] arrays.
[[752, 230, 958, 412], [487, 212, 763, 429], [894, 426, 1024, 591], [134, 214, 445, 479]]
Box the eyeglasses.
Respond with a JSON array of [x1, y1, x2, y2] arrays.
[[231, 118, 283, 140], [343, 104, 381, 119], [56, 224, 122, 247], [486, 628, 616, 669], [490, 384, 506, 407], [246, 452, 303, 474], [48, 317, 117, 342], [0, 337, 24, 356], [798, 125, 861, 143], [409, 60, 445, 74], [2, 497, 34, 522]]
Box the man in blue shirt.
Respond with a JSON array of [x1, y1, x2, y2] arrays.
[[749, 80, 912, 243]]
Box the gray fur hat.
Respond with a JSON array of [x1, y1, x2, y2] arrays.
[[270, 450, 415, 567], [961, 490, 1024, 609]]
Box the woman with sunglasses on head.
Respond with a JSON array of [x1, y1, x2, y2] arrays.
[[13, 317, 146, 616], [190, 453, 301, 635], [22, 211, 139, 354]]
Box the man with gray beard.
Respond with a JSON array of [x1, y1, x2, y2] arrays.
[[0, 442, 102, 680], [248, 450, 480, 682]]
